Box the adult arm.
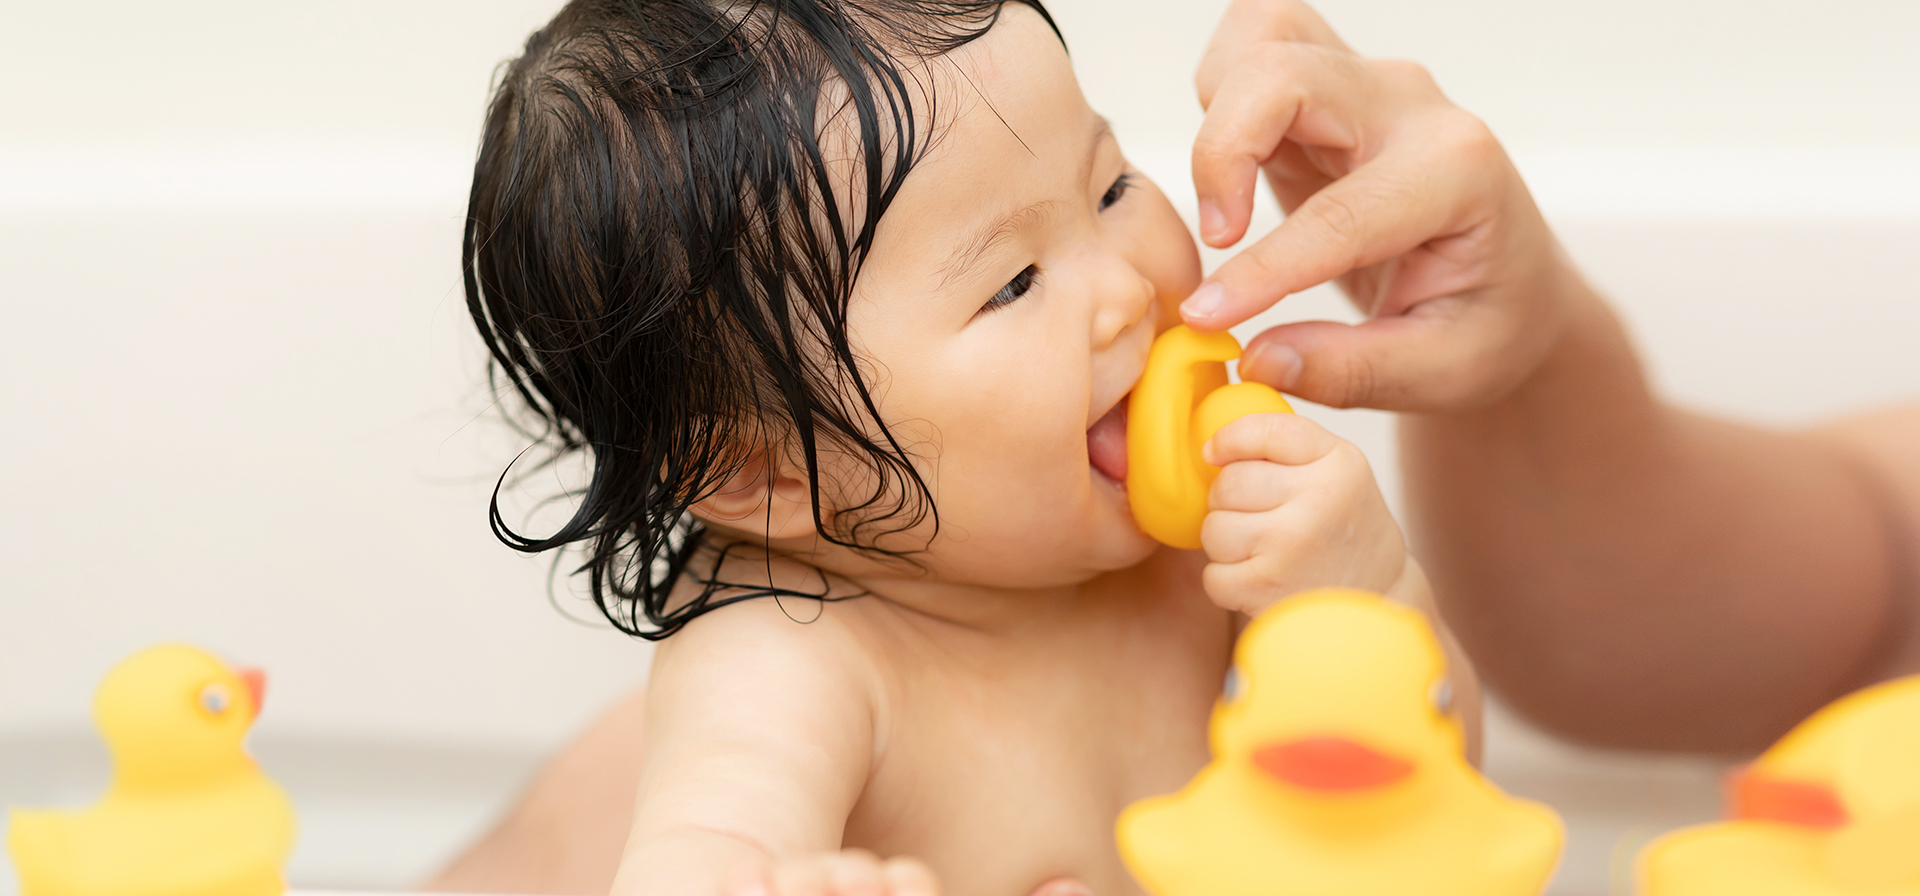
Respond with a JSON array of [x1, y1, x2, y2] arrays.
[[1403, 285, 1920, 752], [1184, 0, 1920, 752]]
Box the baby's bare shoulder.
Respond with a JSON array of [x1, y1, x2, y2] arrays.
[[648, 594, 885, 732], [633, 596, 885, 846]]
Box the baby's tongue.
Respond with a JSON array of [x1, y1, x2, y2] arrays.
[[1087, 400, 1129, 483]]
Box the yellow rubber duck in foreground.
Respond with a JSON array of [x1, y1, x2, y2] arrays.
[[1127, 325, 1294, 549], [1117, 589, 1563, 896], [1639, 675, 1920, 895], [8, 644, 296, 896]]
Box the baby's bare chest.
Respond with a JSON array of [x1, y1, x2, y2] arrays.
[[846, 608, 1233, 896]]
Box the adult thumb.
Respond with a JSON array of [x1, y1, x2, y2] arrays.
[[1238, 310, 1491, 412]]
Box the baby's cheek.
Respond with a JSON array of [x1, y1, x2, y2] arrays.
[[1133, 186, 1205, 303]]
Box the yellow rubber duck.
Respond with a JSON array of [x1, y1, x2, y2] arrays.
[[1127, 324, 1294, 549], [1639, 675, 1920, 895], [1117, 589, 1564, 896], [8, 644, 296, 896]]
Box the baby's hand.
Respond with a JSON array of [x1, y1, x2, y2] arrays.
[[1183, 0, 1575, 413], [1198, 412, 1411, 615], [724, 851, 940, 896]]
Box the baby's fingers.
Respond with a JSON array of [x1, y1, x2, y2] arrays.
[[1210, 459, 1308, 513], [768, 860, 832, 896], [1201, 508, 1281, 565], [1202, 555, 1294, 615], [820, 851, 889, 896], [1203, 412, 1337, 467], [751, 852, 937, 896], [881, 857, 940, 896], [1024, 879, 1094, 896]]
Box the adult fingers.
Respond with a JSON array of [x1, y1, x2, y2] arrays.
[[1202, 412, 1339, 467], [1196, 0, 1351, 108], [1190, 41, 1372, 247], [1235, 300, 1518, 411], [1183, 135, 1466, 330]]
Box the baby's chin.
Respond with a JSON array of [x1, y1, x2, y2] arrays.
[[948, 496, 1160, 588], [1082, 477, 1162, 570]]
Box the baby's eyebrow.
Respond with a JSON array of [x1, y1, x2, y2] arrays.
[[937, 199, 1060, 289], [935, 116, 1114, 290]]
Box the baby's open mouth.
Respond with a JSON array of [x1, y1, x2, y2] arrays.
[[1087, 398, 1129, 484]]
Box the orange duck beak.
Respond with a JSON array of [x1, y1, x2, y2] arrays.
[[236, 667, 268, 717], [1253, 737, 1413, 791], [1729, 767, 1848, 828]]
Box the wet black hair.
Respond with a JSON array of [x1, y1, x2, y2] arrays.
[[464, 0, 1062, 639]]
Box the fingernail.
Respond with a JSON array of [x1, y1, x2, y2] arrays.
[[1199, 199, 1226, 241], [1243, 343, 1302, 390], [1181, 283, 1225, 321]]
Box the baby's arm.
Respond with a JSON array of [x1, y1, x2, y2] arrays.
[[613, 602, 931, 896]]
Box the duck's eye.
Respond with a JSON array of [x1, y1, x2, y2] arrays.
[[1223, 666, 1245, 702], [1099, 172, 1135, 211], [199, 682, 232, 716], [1429, 678, 1454, 716]]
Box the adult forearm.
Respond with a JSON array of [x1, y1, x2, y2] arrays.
[[1402, 275, 1902, 752]]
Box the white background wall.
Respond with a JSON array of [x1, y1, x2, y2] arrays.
[[3, 0, 1917, 892]]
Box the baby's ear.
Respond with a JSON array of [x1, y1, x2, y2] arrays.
[[689, 446, 818, 541]]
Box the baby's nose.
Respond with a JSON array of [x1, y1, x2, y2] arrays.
[[1090, 265, 1156, 348]]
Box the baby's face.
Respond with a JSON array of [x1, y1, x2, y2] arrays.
[[836, 5, 1201, 589]]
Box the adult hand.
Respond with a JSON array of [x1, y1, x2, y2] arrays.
[[1183, 0, 1575, 412]]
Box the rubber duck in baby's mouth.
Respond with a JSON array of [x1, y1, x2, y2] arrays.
[[1124, 325, 1293, 549]]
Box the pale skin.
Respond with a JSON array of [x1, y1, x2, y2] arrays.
[[433, 0, 1917, 891], [430, 5, 1455, 895]]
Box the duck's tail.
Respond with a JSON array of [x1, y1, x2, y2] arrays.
[[7, 807, 67, 895]]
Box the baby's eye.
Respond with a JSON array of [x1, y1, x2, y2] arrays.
[[1098, 172, 1135, 211], [980, 265, 1039, 314]]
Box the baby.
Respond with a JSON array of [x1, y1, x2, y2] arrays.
[[462, 1, 1463, 894]]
